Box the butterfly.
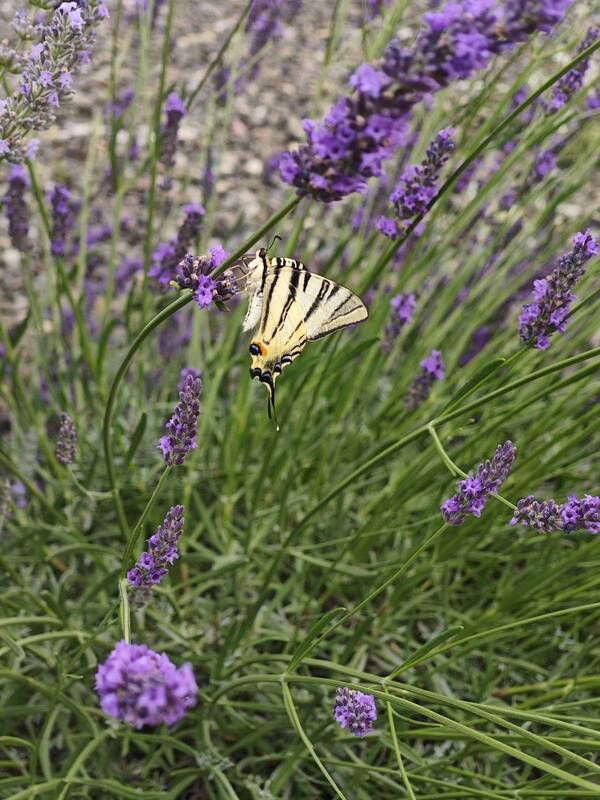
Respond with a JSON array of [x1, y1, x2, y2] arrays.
[[223, 246, 368, 424]]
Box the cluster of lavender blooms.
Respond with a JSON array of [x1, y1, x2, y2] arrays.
[[158, 373, 202, 466], [127, 505, 184, 606], [405, 350, 444, 409], [333, 688, 377, 737], [0, 2, 108, 162], [381, 292, 415, 351], [149, 203, 205, 286], [280, 0, 573, 202], [174, 245, 228, 309], [56, 413, 76, 465], [518, 230, 599, 350], [159, 92, 186, 168], [511, 494, 600, 535], [49, 185, 80, 256], [441, 441, 516, 526], [549, 27, 598, 113], [95, 640, 198, 729], [3, 165, 30, 251], [377, 128, 454, 238]]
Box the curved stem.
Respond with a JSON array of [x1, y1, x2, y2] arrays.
[[119, 466, 171, 575]]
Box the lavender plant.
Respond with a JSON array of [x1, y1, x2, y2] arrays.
[[1, 0, 600, 797]]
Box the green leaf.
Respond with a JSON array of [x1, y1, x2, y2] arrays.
[[123, 412, 147, 469], [8, 311, 31, 348], [442, 357, 506, 413], [288, 607, 346, 672], [388, 625, 465, 678]]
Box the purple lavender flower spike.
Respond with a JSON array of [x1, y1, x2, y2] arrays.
[[56, 412, 76, 465], [174, 246, 228, 310], [510, 495, 562, 533], [178, 368, 201, 392], [510, 493, 600, 535], [441, 441, 516, 526], [549, 27, 598, 113], [0, 2, 107, 162], [49, 185, 80, 256], [333, 688, 377, 737], [405, 349, 444, 409], [160, 91, 186, 168], [127, 505, 184, 605], [149, 203, 205, 286], [95, 640, 198, 728], [518, 230, 599, 350], [4, 165, 30, 252], [381, 292, 416, 351], [158, 374, 202, 466], [377, 128, 454, 238], [280, 0, 572, 202]]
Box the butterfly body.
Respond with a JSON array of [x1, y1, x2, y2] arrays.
[[224, 248, 368, 416]]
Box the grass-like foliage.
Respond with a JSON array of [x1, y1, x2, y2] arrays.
[[1, 1, 600, 797]]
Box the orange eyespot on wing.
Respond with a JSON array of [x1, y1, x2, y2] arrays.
[[249, 341, 268, 357]]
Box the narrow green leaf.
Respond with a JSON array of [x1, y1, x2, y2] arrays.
[[123, 412, 147, 469], [288, 607, 346, 672], [442, 357, 506, 413]]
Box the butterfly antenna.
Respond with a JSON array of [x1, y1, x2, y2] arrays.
[[266, 234, 281, 254]]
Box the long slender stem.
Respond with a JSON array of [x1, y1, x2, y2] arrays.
[[386, 703, 416, 800], [119, 466, 171, 575]]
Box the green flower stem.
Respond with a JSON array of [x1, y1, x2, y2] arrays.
[[281, 523, 449, 671], [102, 290, 191, 534], [141, 0, 175, 324], [119, 465, 172, 576], [186, 1, 253, 110], [281, 683, 348, 800], [386, 702, 416, 800]]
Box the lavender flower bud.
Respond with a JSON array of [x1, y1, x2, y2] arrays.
[[441, 441, 516, 526], [56, 412, 76, 465], [377, 128, 454, 238], [95, 640, 198, 728], [333, 688, 377, 737], [381, 292, 416, 351], [561, 495, 600, 534], [405, 349, 444, 409], [174, 245, 228, 310], [549, 27, 598, 112], [159, 91, 186, 168], [4, 165, 30, 251], [158, 374, 202, 466], [149, 203, 205, 286], [49, 185, 79, 256], [518, 230, 599, 350], [280, 0, 572, 202], [127, 505, 184, 606]]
